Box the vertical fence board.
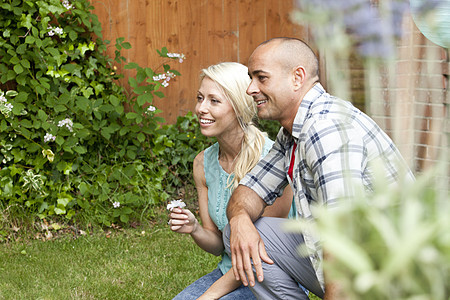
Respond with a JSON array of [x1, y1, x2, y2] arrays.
[[237, 0, 267, 64], [206, 0, 225, 65], [223, 0, 239, 62]]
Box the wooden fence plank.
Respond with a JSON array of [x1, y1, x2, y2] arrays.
[[237, 0, 267, 64], [223, 0, 239, 62]]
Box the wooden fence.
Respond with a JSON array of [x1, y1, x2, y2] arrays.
[[90, 1, 448, 174], [91, 0, 309, 123]]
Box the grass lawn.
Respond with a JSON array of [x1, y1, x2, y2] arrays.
[[0, 222, 219, 299], [0, 207, 320, 299]]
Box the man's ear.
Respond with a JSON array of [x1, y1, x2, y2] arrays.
[[293, 66, 306, 91]]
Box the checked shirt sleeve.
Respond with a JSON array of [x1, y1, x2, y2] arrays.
[[304, 118, 367, 208], [240, 133, 290, 205]]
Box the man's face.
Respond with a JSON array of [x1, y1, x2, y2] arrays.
[[246, 44, 294, 123]]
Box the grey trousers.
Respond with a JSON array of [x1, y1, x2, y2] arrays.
[[223, 217, 324, 299]]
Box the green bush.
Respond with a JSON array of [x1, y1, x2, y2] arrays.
[[0, 0, 213, 227]]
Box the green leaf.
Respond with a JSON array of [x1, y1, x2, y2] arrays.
[[12, 102, 25, 114], [15, 92, 29, 102], [13, 64, 24, 74], [126, 112, 138, 120], [20, 59, 30, 68], [122, 42, 131, 49], [76, 97, 90, 111], [128, 77, 138, 88], [101, 130, 111, 140], [110, 95, 120, 106], [136, 94, 149, 106], [10, 56, 20, 65], [154, 91, 165, 98], [55, 136, 64, 146], [124, 62, 139, 69], [25, 35, 35, 44], [120, 214, 129, 223], [78, 182, 90, 196], [115, 105, 124, 114], [54, 105, 67, 112], [123, 165, 136, 178], [54, 207, 66, 215], [126, 149, 136, 159], [119, 127, 129, 136], [57, 197, 70, 207], [137, 132, 145, 143], [16, 44, 27, 54], [73, 146, 87, 154], [69, 30, 77, 41], [3, 29, 10, 38]]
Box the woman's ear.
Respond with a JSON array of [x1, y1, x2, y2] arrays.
[[293, 66, 306, 91]]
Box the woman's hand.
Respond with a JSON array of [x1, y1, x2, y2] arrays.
[[168, 208, 198, 234]]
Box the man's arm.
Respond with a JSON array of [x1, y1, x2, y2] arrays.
[[226, 185, 273, 287]]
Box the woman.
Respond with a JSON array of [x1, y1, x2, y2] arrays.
[[168, 62, 294, 299]]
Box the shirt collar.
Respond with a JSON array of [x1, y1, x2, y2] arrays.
[[290, 83, 326, 139]]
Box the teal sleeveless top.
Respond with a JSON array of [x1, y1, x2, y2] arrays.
[[203, 136, 276, 275]]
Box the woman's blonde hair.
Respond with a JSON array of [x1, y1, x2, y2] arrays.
[[200, 62, 267, 191]]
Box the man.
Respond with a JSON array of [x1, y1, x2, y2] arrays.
[[224, 37, 413, 299]]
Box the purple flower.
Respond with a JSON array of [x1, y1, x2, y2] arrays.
[[295, 0, 409, 58]]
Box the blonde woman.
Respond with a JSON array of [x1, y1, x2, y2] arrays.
[[168, 62, 295, 299]]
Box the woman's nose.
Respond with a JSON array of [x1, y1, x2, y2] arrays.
[[195, 100, 208, 114]]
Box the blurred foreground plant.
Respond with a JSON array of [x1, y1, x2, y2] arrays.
[[290, 0, 449, 298], [286, 163, 449, 299]]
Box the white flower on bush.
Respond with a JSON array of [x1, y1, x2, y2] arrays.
[[47, 25, 64, 37], [62, 0, 73, 10], [113, 201, 120, 208], [153, 73, 166, 81], [0, 91, 13, 118], [167, 52, 186, 63], [166, 199, 186, 211], [44, 133, 56, 143], [22, 169, 44, 192], [153, 71, 176, 87], [42, 149, 55, 162], [57, 118, 73, 132], [147, 105, 156, 113]]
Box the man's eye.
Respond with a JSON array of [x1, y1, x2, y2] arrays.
[[258, 76, 267, 81]]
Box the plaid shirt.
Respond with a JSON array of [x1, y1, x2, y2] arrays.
[[241, 83, 413, 288]]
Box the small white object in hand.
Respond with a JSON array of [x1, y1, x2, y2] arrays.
[[167, 199, 186, 211]]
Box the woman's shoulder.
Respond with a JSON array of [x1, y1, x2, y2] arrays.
[[203, 142, 219, 161], [263, 135, 275, 147], [194, 150, 205, 165], [193, 150, 206, 183], [261, 136, 275, 157]]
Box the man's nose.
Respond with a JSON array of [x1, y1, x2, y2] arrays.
[[247, 79, 259, 96]]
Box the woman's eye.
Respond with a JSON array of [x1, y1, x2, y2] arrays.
[[211, 98, 219, 103], [196, 95, 203, 102]]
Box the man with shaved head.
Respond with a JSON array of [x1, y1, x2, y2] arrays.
[[224, 37, 413, 299]]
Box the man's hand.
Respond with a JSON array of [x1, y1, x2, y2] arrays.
[[229, 214, 274, 286]]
